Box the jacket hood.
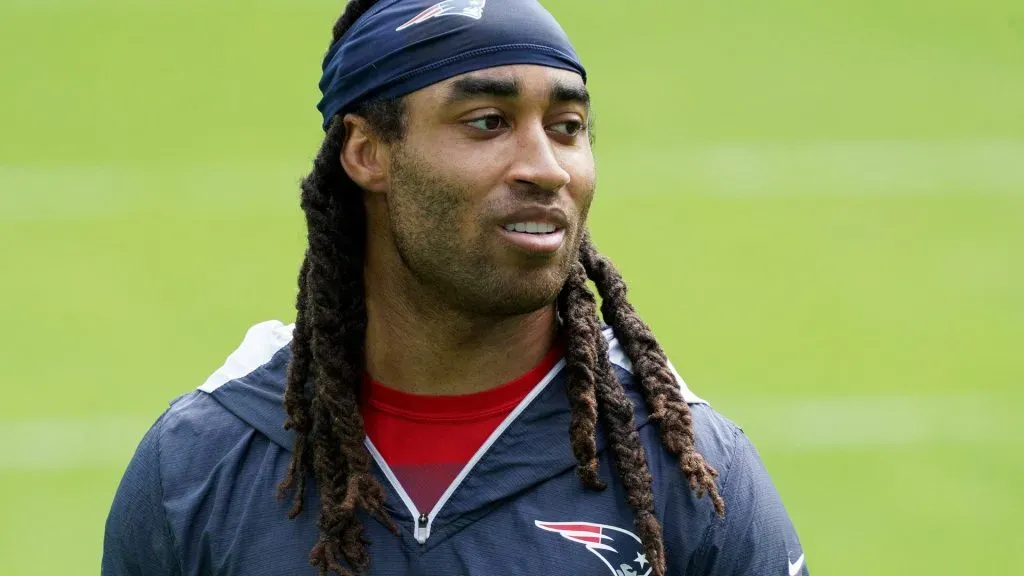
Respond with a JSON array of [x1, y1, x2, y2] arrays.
[[197, 320, 706, 455]]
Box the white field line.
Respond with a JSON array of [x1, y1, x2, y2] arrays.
[[0, 414, 156, 471], [2, 140, 1023, 221], [715, 394, 1022, 451], [0, 395, 1019, 471], [0, 164, 304, 221], [600, 139, 1024, 197]]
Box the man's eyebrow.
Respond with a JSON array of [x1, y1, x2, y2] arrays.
[[444, 76, 521, 105], [550, 82, 590, 108]]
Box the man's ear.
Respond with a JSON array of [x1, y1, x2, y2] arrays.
[[340, 113, 389, 194]]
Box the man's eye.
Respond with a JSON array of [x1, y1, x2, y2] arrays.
[[466, 115, 507, 131], [550, 120, 585, 136]]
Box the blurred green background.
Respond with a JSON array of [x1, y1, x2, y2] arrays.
[[1, 0, 1022, 574]]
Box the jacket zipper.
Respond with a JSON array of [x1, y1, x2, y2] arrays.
[[415, 513, 430, 544], [363, 360, 565, 547]]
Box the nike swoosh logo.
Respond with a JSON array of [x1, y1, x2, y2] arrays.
[[788, 553, 805, 576]]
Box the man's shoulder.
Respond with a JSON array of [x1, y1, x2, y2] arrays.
[[642, 398, 748, 484], [151, 320, 297, 469], [601, 327, 746, 482], [156, 389, 246, 446], [685, 402, 747, 473], [112, 323, 306, 574], [145, 390, 257, 482]]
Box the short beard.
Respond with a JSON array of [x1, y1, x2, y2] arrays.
[[386, 147, 581, 318]]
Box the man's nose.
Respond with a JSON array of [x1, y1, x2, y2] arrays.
[[506, 123, 571, 194]]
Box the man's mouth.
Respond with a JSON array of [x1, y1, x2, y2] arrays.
[[498, 222, 566, 254], [502, 222, 560, 235]]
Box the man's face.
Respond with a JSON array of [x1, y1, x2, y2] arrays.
[[380, 64, 596, 316]]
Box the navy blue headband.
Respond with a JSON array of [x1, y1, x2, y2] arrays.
[[317, 0, 587, 129]]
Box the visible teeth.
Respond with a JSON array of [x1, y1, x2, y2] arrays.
[[505, 222, 558, 234]]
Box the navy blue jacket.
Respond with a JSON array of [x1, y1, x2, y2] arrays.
[[103, 321, 808, 576]]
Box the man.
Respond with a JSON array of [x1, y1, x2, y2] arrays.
[[103, 1, 809, 575]]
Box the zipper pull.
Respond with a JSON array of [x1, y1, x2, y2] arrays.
[[415, 513, 429, 544]]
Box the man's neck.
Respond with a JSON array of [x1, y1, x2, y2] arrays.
[[363, 279, 558, 397]]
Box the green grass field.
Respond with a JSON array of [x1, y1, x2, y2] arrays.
[[1, 0, 1022, 573]]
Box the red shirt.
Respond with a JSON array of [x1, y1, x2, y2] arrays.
[[360, 342, 563, 514]]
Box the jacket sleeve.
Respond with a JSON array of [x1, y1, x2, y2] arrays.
[[102, 416, 182, 576], [696, 429, 809, 576]]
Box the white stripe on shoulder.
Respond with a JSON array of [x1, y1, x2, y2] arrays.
[[603, 327, 707, 405], [198, 320, 295, 393]]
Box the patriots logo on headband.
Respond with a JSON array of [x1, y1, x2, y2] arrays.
[[535, 521, 652, 576], [396, 0, 487, 31]]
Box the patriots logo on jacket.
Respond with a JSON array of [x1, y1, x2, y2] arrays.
[[536, 521, 652, 576], [396, 0, 487, 31]]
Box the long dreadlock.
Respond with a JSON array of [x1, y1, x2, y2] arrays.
[[278, 2, 723, 574]]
